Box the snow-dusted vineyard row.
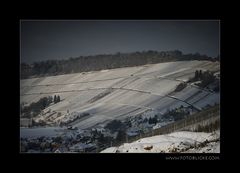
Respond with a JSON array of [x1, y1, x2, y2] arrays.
[[20, 60, 220, 129], [101, 130, 220, 153]]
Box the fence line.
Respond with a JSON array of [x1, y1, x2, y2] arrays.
[[88, 105, 220, 152], [112, 105, 220, 147]]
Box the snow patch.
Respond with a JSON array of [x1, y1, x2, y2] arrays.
[[101, 130, 220, 153]]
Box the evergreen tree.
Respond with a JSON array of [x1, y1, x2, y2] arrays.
[[148, 116, 158, 124], [54, 95, 57, 104], [48, 96, 53, 104], [57, 95, 60, 102], [195, 70, 199, 80], [199, 70, 202, 79], [105, 120, 125, 133], [42, 97, 48, 109], [116, 130, 126, 143]]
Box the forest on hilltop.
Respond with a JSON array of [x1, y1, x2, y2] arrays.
[[21, 50, 219, 79]]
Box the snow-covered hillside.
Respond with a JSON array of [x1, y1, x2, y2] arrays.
[[20, 60, 220, 130], [101, 130, 220, 153]]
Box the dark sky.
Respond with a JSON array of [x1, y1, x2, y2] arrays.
[[20, 20, 220, 64]]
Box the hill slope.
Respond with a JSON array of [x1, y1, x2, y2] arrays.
[[101, 130, 220, 153], [20, 60, 220, 130]]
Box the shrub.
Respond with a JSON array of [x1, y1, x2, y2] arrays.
[[105, 120, 125, 133], [174, 82, 187, 92]]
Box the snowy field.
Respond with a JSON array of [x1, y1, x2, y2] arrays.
[[20, 127, 65, 138], [101, 130, 220, 153], [20, 60, 220, 130]]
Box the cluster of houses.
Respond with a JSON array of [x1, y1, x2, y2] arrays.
[[21, 105, 197, 153], [20, 128, 98, 153]]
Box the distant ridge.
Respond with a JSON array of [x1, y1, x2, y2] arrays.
[[21, 50, 218, 79]]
